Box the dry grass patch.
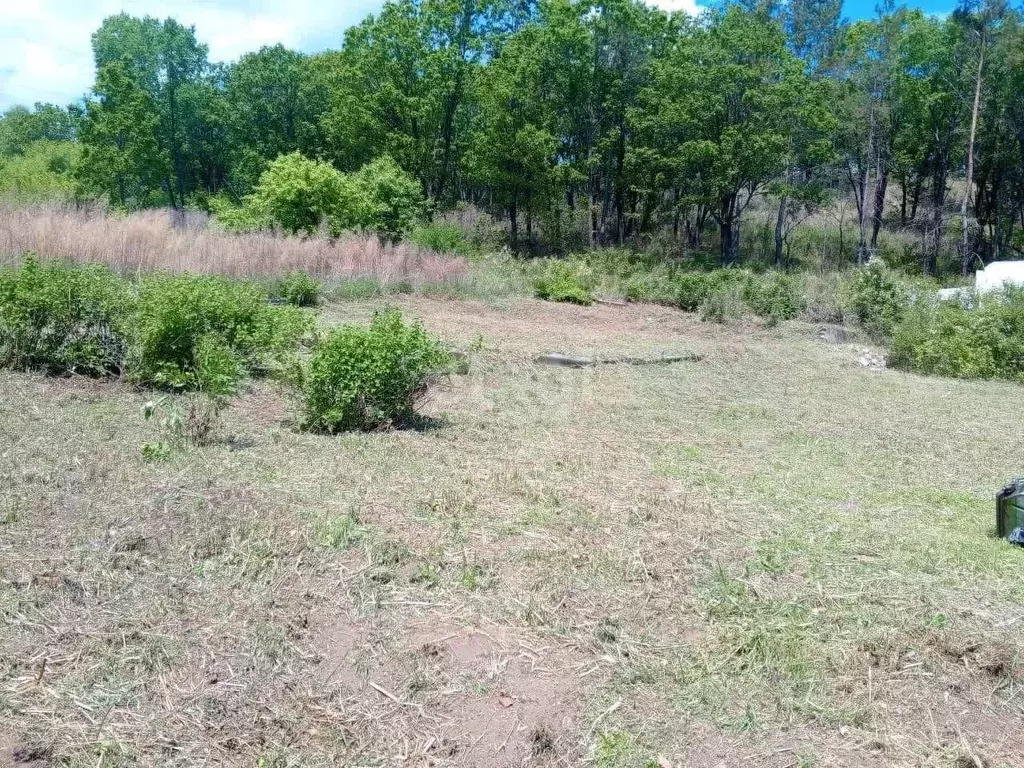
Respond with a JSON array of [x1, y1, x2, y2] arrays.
[[1, 298, 1023, 767], [0, 204, 468, 289]]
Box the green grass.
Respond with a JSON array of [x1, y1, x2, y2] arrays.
[[1, 298, 1022, 767]]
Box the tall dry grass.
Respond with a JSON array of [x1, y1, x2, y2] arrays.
[[0, 204, 469, 287]]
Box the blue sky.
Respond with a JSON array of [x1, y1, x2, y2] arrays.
[[0, 0, 958, 112]]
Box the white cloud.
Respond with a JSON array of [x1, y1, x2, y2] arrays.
[[0, 0, 381, 111], [648, 0, 703, 14]]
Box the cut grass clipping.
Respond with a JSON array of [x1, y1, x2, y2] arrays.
[[292, 307, 451, 433]]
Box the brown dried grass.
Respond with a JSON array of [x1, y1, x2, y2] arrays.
[[0, 203, 469, 287]]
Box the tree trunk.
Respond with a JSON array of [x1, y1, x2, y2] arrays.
[[857, 101, 876, 265], [774, 196, 787, 267], [615, 120, 626, 246], [870, 167, 889, 249], [720, 219, 736, 265], [961, 38, 985, 276], [589, 175, 598, 247], [525, 207, 533, 253], [509, 203, 518, 251], [910, 175, 923, 221], [718, 194, 740, 265], [900, 175, 907, 226]]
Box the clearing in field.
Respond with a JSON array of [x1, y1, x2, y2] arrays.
[[1, 296, 1023, 768]]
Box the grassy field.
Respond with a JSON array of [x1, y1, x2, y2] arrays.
[[1, 296, 1022, 768]]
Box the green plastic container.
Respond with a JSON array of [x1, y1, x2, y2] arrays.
[[996, 478, 1024, 541]]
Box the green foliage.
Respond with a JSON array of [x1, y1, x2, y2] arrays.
[[846, 265, 911, 338], [0, 140, 82, 203], [134, 273, 311, 391], [208, 193, 267, 232], [142, 392, 224, 454], [673, 270, 740, 312], [0, 255, 135, 376], [244, 151, 364, 235], [278, 270, 320, 307], [224, 45, 311, 194], [0, 103, 81, 159], [675, 272, 719, 312], [77, 61, 171, 209], [229, 152, 424, 240], [700, 283, 748, 323], [533, 261, 593, 305], [352, 155, 425, 242], [294, 308, 450, 433], [409, 222, 474, 257], [317, 513, 365, 549], [889, 288, 1024, 381], [743, 272, 806, 321]]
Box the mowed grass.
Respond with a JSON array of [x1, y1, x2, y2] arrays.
[[1, 296, 1022, 768]]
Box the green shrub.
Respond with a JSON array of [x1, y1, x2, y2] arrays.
[[353, 156, 425, 242], [847, 265, 910, 338], [889, 288, 1024, 381], [700, 283, 747, 323], [409, 222, 474, 257], [675, 269, 751, 313], [279, 270, 320, 307], [295, 308, 450, 432], [743, 272, 805, 321], [221, 153, 425, 241], [674, 272, 715, 311], [243, 152, 367, 236], [134, 274, 311, 392], [533, 261, 593, 305], [0, 140, 82, 203], [0, 255, 135, 376]]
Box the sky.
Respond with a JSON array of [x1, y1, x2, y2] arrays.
[[0, 0, 955, 113]]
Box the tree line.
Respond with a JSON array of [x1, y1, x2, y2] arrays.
[[0, 0, 1020, 274]]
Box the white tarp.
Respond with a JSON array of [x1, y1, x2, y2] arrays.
[[975, 261, 1024, 293]]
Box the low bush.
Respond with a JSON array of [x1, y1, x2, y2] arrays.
[[133, 273, 311, 392], [889, 287, 1024, 381], [743, 272, 805, 321], [0, 255, 135, 376], [700, 283, 747, 323], [279, 270, 320, 307], [353, 156, 425, 243], [846, 264, 910, 338], [409, 222, 474, 257], [294, 308, 450, 432], [533, 261, 593, 305], [223, 153, 425, 241], [675, 270, 750, 312]]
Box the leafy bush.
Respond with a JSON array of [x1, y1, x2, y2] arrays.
[[279, 270, 320, 307], [674, 272, 716, 311], [295, 308, 450, 432], [134, 273, 311, 391], [847, 265, 910, 338], [220, 153, 425, 241], [0, 255, 135, 375], [700, 283, 747, 323], [675, 269, 751, 313], [352, 156, 425, 242], [533, 261, 593, 305], [889, 287, 1024, 381], [0, 140, 82, 203], [743, 272, 805, 321], [243, 152, 367, 236], [409, 222, 474, 257]]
